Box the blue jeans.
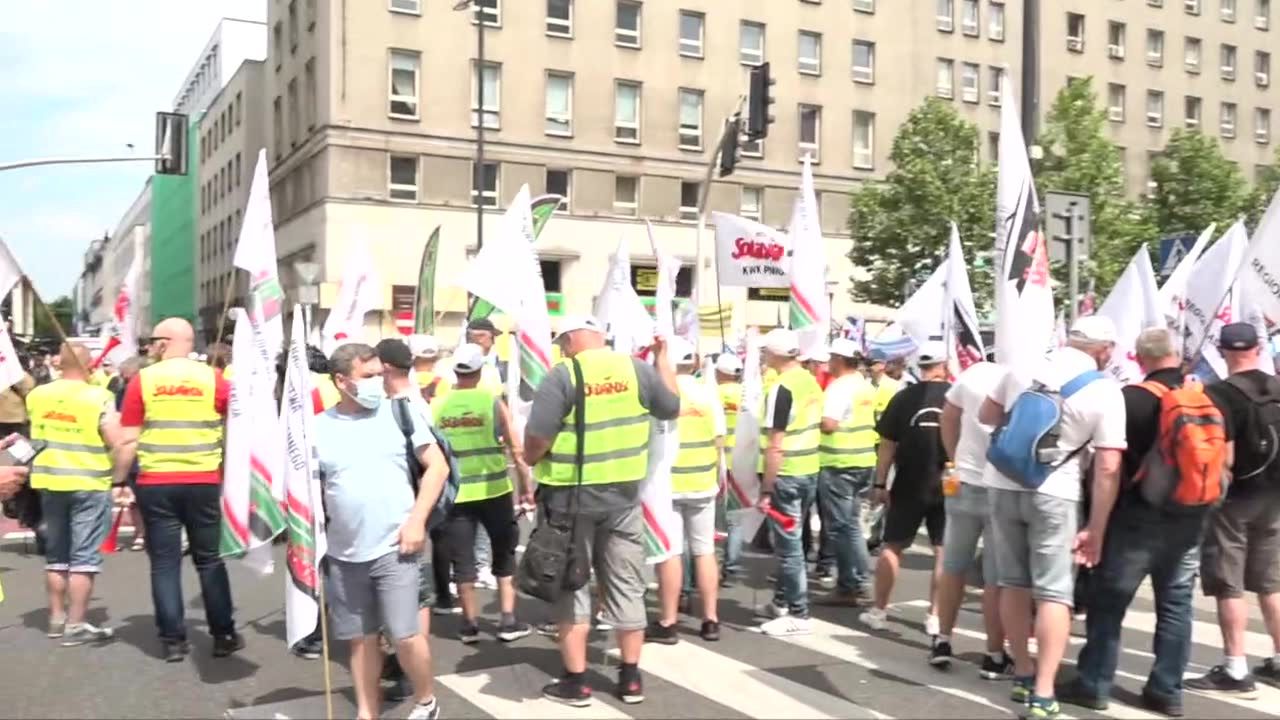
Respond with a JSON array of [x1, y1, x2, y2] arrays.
[[770, 474, 817, 617], [723, 509, 745, 574], [818, 468, 874, 593], [136, 484, 236, 642], [1075, 498, 1209, 702], [41, 490, 112, 573]]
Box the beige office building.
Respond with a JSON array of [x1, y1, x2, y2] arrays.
[[261, 0, 1274, 345]]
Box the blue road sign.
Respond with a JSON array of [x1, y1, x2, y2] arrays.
[[1157, 232, 1199, 281]]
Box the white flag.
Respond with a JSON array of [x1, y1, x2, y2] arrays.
[[898, 264, 946, 350], [104, 233, 144, 367], [942, 222, 987, 377], [282, 306, 326, 647], [641, 251, 683, 564], [594, 237, 654, 356], [1157, 224, 1215, 333], [789, 157, 830, 358], [460, 186, 536, 320], [320, 238, 381, 356], [1238, 187, 1280, 330], [232, 149, 286, 368], [1098, 245, 1164, 384], [1183, 222, 1248, 378], [711, 212, 791, 288], [0, 240, 28, 391], [994, 78, 1055, 374], [726, 331, 766, 544]]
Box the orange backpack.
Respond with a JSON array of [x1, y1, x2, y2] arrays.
[[1135, 380, 1229, 509]]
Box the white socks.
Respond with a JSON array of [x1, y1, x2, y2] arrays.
[[1224, 656, 1249, 680]]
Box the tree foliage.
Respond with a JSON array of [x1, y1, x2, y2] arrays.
[[1147, 130, 1254, 237], [34, 295, 75, 339], [847, 98, 996, 308]]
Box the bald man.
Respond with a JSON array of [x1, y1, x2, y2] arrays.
[[113, 318, 240, 663]]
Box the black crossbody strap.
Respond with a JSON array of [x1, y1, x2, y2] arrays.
[[571, 356, 587, 514]]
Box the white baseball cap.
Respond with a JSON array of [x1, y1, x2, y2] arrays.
[[452, 343, 487, 374], [1069, 315, 1118, 345], [407, 334, 440, 359], [715, 353, 743, 375], [829, 338, 862, 359], [916, 341, 948, 366], [762, 328, 800, 357], [800, 346, 831, 363], [669, 338, 697, 366], [553, 315, 604, 342]]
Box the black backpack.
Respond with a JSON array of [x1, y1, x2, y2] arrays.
[[1224, 375, 1280, 484], [390, 398, 461, 531]]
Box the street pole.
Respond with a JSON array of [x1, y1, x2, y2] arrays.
[[1065, 201, 1079, 325], [0, 154, 165, 173], [1020, 0, 1040, 143]]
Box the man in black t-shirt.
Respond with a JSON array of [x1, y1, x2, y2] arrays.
[[858, 342, 950, 633]]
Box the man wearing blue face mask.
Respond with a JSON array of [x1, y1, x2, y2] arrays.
[[315, 342, 451, 720]]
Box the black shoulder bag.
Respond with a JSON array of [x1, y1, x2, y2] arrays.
[[517, 357, 590, 603]]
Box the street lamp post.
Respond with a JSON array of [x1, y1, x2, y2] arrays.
[[454, 0, 487, 251]]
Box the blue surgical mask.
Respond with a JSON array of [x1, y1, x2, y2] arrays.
[[352, 377, 385, 410]]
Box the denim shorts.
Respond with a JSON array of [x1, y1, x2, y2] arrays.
[[41, 490, 113, 573], [942, 483, 996, 581], [987, 488, 1079, 606]]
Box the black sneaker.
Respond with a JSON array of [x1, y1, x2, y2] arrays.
[[1185, 665, 1259, 699], [700, 620, 720, 642], [384, 676, 412, 703], [1055, 678, 1108, 711], [542, 678, 592, 707], [1254, 657, 1280, 688], [1140, 686, 1184, 718], [928, 638, 953, 669], [979, 652, 1015, 681], [291, 637, 323, 659], [643, 620, 679, 645], [212, 632, 245, 658], [459, 622, 480, 645], [535, 621, 559, 637], [497, 621, 532, 643], [163, 639, 191, 663], [616, 669, 645, 704]]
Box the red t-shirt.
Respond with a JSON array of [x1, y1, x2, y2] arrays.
[[121, 371, 231, 486]]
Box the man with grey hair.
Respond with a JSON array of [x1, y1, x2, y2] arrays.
[[1059, 326, 1227, 716]]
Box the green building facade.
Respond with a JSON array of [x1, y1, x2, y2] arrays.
[[149, 117, 200, 326]]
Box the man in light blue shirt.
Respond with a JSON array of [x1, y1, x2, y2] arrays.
[[316, 342, 449, 720]]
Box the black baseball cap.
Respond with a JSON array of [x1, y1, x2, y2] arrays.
[[467, 317, 501, 335], [375, 338, 413, 370], [1218, 322, 1260, 351]]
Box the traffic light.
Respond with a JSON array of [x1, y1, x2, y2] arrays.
[[154, 111, 189, 176], [746, 62, 776, 140], [718, 116, 743, 178]]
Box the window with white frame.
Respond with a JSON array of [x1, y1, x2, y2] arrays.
[[473, 0, 500, 26], [1147, 29, 1164, 66], [680, 11, 704, 57], [741, 104, 763, 156], [390, 0, 420, 14], [799, 104, 821, 160], [388, 154, 418, 201], [616, 1, 641, 47], [740, 187, 762, 222], [988, 131, 1000, 162], [1222, 102, 1238, 137], [962, 0, 980, 35], [989, 1, 1005, 39], [471, 62, 501, 129], [740, 21, 765, 65], [615, 81, 641, 142], [799, 31, 822, 74], [1185, 36, 1202, 72], [1258, 0, 1271, 29], [1107, 83, 1126, 121], [854, 0, 875, 13], [1221, 43, 1237, 79], [853, 111, 874, 169], [961, 62, 980, 102], [936, 58, 954, 98], [988, 66, 1004, 104], [546, 168, 571, 211], [1258, 51, 1272, 86], [679, 181, 700, 221], [388, 50, 419, 118], [472, 161, 499, 207], [937, 0, 954, 31], [614, 175, 638, 216], [547, 0, 572, 36], [1257, 107, 1272, 143], [1108, 21, 1126, 59], [1147, 90, 1165, 127], [1222, 0, 1237, 20], [852, 40, 875, 83], [1067, 13, 1085, 52], [1186, 0, 1202, 13], [1185, 95, 1203, 127], [545, 72, 573, 136], [678, 88, 703, 149]]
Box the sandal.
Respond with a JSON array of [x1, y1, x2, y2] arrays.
[[131, 537, 146, 552]]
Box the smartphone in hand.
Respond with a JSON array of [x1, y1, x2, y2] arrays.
[[0, 436, 46, 466]]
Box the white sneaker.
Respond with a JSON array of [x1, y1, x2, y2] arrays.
[[593, 612, 613, 632], [754, 602, 790, 619], [859, 607, 888, 631], [759, 615, 812, 637], [817, 574, 837, 590], [924, 613, 941, 637], [475, 570, 498, 590], [406, 697, 441, 720], [61, 622, 115, 647]]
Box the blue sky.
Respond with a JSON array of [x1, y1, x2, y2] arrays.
[[0, 0, 265, 300]]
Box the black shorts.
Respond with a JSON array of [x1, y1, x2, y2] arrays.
[[883, 494, 945, 548], [441, 493, 518, 582]]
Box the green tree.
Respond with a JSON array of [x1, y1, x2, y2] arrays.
[[33, 295, 75, 339], [1034, 77, 1156, 293], [847, 97, 996, 308], [1147, 130, 1253, 237]]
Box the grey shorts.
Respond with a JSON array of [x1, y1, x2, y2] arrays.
[[987, 488, 1079, 606], [327, 551, 423, 642], [942, 483, 996, 581], [1202, 490, 1280, 598], [551, 504, 647, 631], [41, 490, 112, 573], [674, 496, 717, 557]]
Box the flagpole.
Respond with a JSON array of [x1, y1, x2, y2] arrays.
[[316, 576, 334, 720], [217, 270, 238, 345], [25, 278, 88, 376]]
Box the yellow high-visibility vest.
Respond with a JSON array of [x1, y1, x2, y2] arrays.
[[719, 382, 741, 451], [820, 378, 878, 469], [759, 366, 822, 477], [436, 388, 511, 503], [138, 358, 224, 473], [313, 372, 341, 410], [27, 379, 114, 492], [672, 375, 719, 496]]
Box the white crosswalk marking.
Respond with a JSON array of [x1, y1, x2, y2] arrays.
[[435, 664, 631, 719]]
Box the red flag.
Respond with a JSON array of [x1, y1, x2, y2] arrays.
[[101, 509, 125, 554]]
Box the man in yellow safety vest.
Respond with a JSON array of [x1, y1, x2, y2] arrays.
[[27, 343, 123, 646], [524, 316, 679, 707], [408, 334, 453, 405]]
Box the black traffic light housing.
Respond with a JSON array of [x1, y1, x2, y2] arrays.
[[746, 62, 776, 140], [718, 116, 743, 178], [155, 111, 189, 176]]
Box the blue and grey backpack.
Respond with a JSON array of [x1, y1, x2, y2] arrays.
[[986, 370, 1105, 490]]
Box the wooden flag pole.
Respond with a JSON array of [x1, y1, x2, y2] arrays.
[[216, 270, 239, 344], [26, 279, 88, 376], [316, 576, 335, 720]]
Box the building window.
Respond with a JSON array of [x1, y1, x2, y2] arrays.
[[798, 31, 822, 75], [1258, 51, 1272, 86], [304, 59, 316, 130], [1258, 0, 1271, 29], [472, 0, 500, 27], [1146, 29, 1164, 67], [471, 61, 501, 129], [853, 0, 875, 13], [615, 81, 641, 142], [1185, 37, 1202, 72], [545, 72, 573, 136], [390, 0, 420, 14], [1146, 90, 1165, 127], [989, 1, 1005, 40], [272, 97, 283, 157], [616, 1, 641, 47], [1257, 108, 1272, 143], [547, 0, 572, 36], [546, 168, 571, 212], [1222, 0, 1238, 20], [961, 62, 980, 102], [389, 50, 420, 118], [741, 103, 763, 156], [235, 92, 243, 127], [1186, 0, 1202, 13], [937, 0, 954, 31], [1066, 13, 1085, 52], [739, 21, 765, 65], [853, 111, 874, 169], [472, 161, 499, 207], [288, 0, 298, 52], [1185, 95, 1203, 128], [988, 66, 1004, 105], [679, 11, 704, 58], [799, 104, 821, 161], [1107, 83, 1126, 122], [388, 155, 418, 202], [1221, 44, 1237, 80], [741, 187, 762, 222], [235, 153, 242, 188], [1222, 102, 1238, 137], [852, 40, 875, 83], [961, 0, 980, 35], [988, 131, 1000, 162], [678, 88, 703, 149], [1108, 21, 1126, 59], [679, 181, 700, 221], [287, 78, 299, 146], [614, 175, 638, 216], [936, 58, 954, 98]]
